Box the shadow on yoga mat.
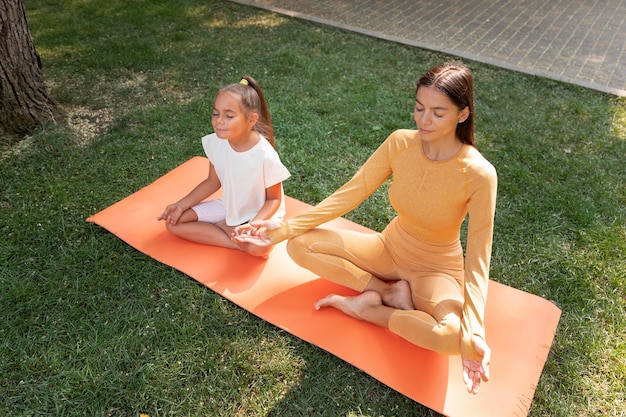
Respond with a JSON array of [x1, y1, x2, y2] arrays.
[[87, 157, 561, 417]]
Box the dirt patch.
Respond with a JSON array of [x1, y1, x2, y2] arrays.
[[67, 106, 114, 146]]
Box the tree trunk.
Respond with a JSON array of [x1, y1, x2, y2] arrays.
[[0, 0, 56, 137]]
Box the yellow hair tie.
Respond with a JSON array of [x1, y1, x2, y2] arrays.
[[239, 79, 249, 86]]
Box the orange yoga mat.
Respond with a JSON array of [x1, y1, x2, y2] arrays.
[[87, 157, 561, 417]]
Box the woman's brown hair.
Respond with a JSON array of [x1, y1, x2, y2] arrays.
[[417, 64, 475, 147]]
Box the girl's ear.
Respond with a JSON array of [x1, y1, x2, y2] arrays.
[[247, 112, 259, 127]]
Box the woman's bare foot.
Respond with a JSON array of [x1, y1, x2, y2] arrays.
[[379, 280, 414, 310], [314, 291, 383, 321]]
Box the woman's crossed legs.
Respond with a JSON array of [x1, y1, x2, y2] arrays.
[[287, 227, 463, 354]]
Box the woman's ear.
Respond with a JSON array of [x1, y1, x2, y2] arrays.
[[459, 106, 470, 123]]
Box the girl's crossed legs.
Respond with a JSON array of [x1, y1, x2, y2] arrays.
[[167, 199, 271, 257]]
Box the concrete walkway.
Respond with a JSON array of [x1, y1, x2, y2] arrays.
[[231, 0, 626, 97]]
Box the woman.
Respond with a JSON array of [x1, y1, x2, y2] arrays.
[[233, 64, 496, 393]]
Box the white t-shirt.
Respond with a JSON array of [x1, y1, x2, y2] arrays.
[[202, 133, 291, 226]]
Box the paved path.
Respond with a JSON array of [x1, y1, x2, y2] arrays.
[[231, 0, 626, 97]]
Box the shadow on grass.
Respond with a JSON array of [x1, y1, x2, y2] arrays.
[[265, 339, 444, 417]]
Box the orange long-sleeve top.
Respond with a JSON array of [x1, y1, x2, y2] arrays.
[[269, 129, 497, 358]]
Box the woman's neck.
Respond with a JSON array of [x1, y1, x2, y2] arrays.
[[422, 137, 463, 161]]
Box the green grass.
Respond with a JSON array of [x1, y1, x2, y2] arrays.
[[1, 0, 625, 416]]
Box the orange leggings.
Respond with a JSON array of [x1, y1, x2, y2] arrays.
[[286, 218, 464, 354]]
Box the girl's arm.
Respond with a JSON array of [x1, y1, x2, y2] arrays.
[[230, 183, 283, 250], [251, 182, 283, 222], [157, 164, 221, 224]]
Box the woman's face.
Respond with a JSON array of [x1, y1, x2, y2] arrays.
[[413, 85, 468, 144]]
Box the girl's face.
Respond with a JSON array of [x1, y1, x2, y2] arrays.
[[413, 85, 468, 144], [211, 92, 257, 142]]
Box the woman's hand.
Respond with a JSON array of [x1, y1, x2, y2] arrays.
[[462, 335, 491, 394], [232, 220, 281, 247]]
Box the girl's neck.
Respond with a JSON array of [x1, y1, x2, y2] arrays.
[[229, 130, 260, 152]]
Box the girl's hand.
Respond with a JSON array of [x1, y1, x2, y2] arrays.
[[157, 204, 184, 225], [462, 335, 491, 394], [232, 220, 281, 247]]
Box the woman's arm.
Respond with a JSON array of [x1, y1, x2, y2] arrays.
[[459, 161, 497, 393], [266, 133, 400, 244]]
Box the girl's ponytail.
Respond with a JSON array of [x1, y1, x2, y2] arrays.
[[220, 76, 276, 149]]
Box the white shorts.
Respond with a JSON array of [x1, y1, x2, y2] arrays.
[[191, 199, 226, 224]]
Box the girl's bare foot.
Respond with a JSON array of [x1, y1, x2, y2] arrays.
[[380, 280, 414, 310], [314, 291, 383, 321]]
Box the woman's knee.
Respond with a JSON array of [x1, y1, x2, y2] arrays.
[[286, 234, 310, 263], [389, 309, 462, 354]]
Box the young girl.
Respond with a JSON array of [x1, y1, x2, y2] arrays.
[[234, 64, 496, 393], [158, 76, 290, 257]]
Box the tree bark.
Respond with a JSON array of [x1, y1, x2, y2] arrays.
[[0, 0, 56, 137]]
